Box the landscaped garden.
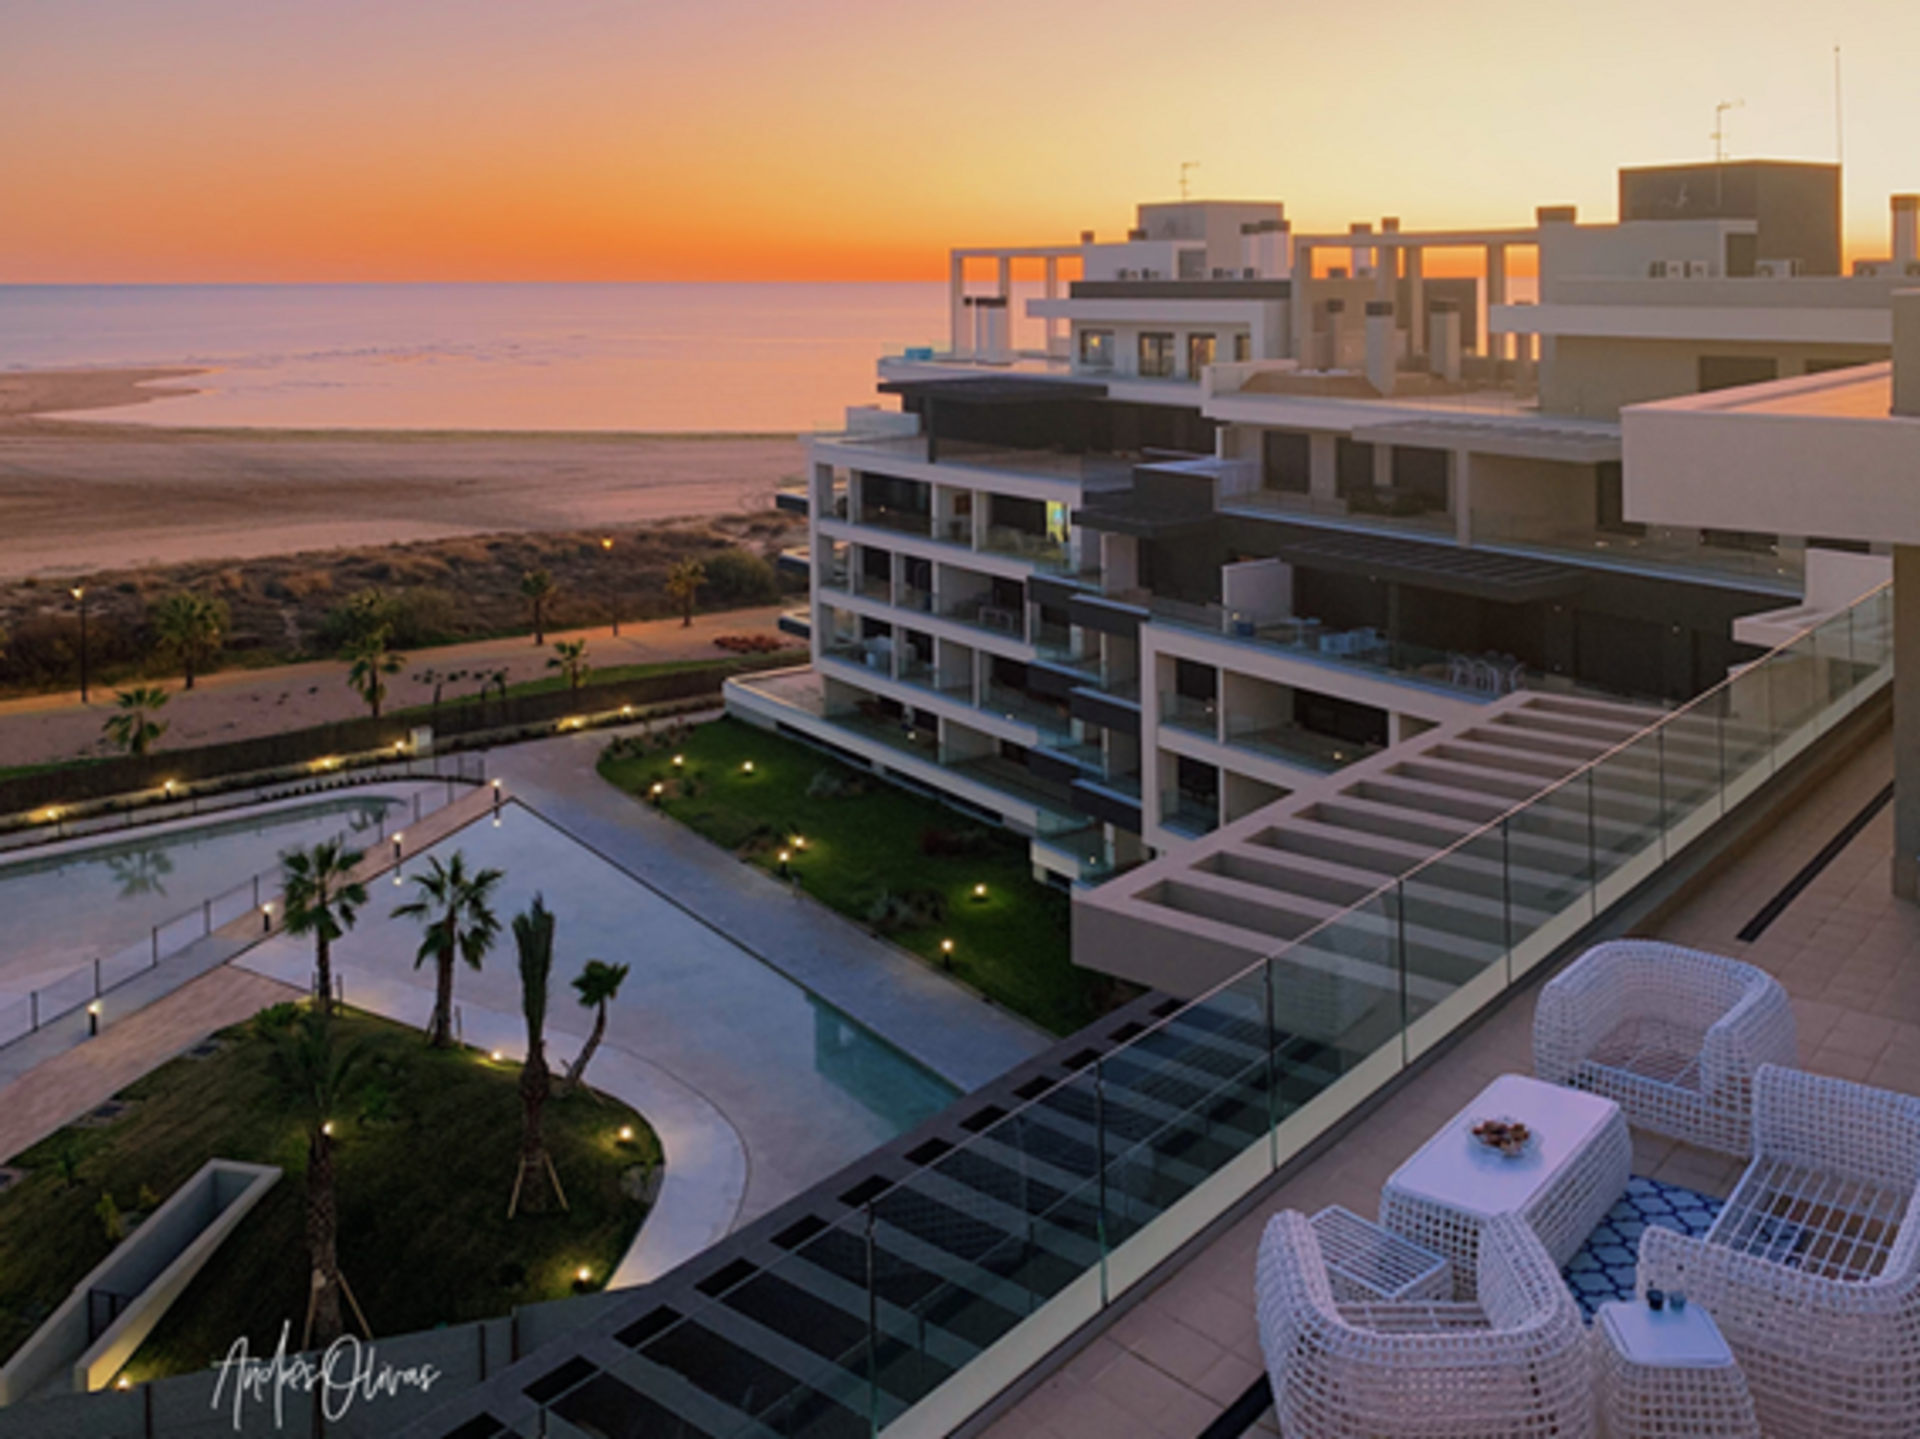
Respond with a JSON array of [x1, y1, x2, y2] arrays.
[[598, 717, 1131, 1036], [0, 1006, 660, 1381]]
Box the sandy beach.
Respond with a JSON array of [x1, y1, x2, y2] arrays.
[[0, 369, 804, 581]]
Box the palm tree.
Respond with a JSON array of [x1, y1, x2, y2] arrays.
[[103, 686, 169, 757], [509, 895, 568, 1217], [560, 959, 630, 1096], [151, 591, 228, 690], [392, 852, 504, 1048], [281, 840, 368, 1018], [264, 1008, 368, 1348], [343, 626, 403, 719], [520, 569, 556, 645], [664, 559, 707, 628], [547, 639, 590, 693]]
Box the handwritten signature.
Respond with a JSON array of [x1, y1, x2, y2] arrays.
[[210, 1322, 442, 1431]]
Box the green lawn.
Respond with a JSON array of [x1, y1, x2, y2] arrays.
[[598, 717, 1123, 1035], [0, 1008, 660, 1380]]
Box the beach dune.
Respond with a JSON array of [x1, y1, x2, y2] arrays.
[[0, 369, 802, 581]]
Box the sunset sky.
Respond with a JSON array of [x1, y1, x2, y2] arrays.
[[4, 0, 1917, 282]]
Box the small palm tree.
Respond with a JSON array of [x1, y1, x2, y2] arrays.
[[343, 626, 403, 719], [281, 840, 368, 1017], [664, 559, 707, 628], [509, 895, 568, 1217], [520, 569, 556, 645], [392, 852, 504, 1048], [264, 1008, 368, 1348], [547, 639, 590, 693], [103, 686, 169, 757], [151, 591, 228, 690], [560, 959, 630, 1096]]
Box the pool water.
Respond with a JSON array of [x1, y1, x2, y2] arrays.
[[0, 791, 419, 998]]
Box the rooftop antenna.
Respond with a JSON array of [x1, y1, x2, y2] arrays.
[[1712, 99, 1744, 206], [1180, 161, 1200, 202]]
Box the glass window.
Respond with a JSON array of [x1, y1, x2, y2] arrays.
[[1234, 333, 1251, 362], [1078, 329, 1114, 369], [1186, 333, 1216, 377], [1138, 332, 1175, 378]]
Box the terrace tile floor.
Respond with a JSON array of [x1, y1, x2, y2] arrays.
[[983, 720, 1918, 1439]]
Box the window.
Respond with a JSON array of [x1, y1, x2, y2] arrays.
[[1138, 332, 1175, 379], [1234, 333, 1251, 362], [1262, 430, 1311, 494], [1186, 333, 1216, 377], [1698, 356, 1778, 393], [1078, 329, 1114, 370]]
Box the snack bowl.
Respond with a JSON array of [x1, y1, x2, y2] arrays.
[[1470, 1116, 1534, 1158]]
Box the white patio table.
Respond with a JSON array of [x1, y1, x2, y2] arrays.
[[1592, 1300, 1760, 1438], [1380, 1072, 1631, 1296]]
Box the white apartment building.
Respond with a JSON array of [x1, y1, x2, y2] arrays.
[[729, 167, 1914, 940]]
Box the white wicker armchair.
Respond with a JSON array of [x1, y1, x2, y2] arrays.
[[1638, 1065, 1920, 1439], [1256, 1209, 1593, 1438], [1533, 940, 1796, 1156]]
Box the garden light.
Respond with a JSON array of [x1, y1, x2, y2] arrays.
[[742, 760, 755, 774], [490, 1049, 505, 1063], [973, 882, 988, 900], [576, 1266, 592, 1284], [618, 1125, 634, 1143], [672, 754, 684, 767], [321, 1121, 335, 1137]]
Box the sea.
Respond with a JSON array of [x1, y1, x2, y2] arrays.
[[0, 282, 960, 433]]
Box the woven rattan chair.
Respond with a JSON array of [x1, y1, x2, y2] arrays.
[[1638, 1065, 1920, 1439], [1534, 941, 1796, 1156], [1256, 1209, 1593, 1438]]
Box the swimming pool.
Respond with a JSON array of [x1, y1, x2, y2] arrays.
[[238, 802, 958, 1217], [0, 788, 431, 1004]]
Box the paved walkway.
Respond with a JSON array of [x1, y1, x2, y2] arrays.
[[0, 605, 791, 768], [0, 967, 302, 1164], [487, 728, 1054, 1093]]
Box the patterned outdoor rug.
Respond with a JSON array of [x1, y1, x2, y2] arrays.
[[1562, 1175, 1723, 1321]]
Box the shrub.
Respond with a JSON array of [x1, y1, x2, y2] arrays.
[[865, 888, 946, 933], [701, 550, 781, 606], [713, 633, 788, 654], [252, 1002, 302, 1038], [806, 767, 866, 800]]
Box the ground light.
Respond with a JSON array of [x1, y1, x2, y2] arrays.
[[490, 1049, 505, 1063], [973, 882, 988, 901], [87, 1002, 100, 1037], [617, 1126, 634, 1144], [741, 760, 755, 775], [321, 1121, 334, 1137], [672, 754, 684, 768], [792, 835, 807, 850], [777, 849, 791, 877], [940, 938, 954, 970], [261, 903, 273, 933]]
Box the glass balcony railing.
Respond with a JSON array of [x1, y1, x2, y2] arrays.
[[1162, 791, 1220, 835], [981, 525, 1073, 572], [1149, 599, 1524, 699], [896, 583, 935, 615], [856, 505, 933, 537], [941, 596, 1027, 641], [488, 584, 1892, 1439], [1160, 691, 1219, 738], [982, 680, 1073, 741], [1223, 720, 1382, 772], [1472, 513, 1806, 591]]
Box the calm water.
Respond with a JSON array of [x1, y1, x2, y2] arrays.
[[0, 282, 949, 432]]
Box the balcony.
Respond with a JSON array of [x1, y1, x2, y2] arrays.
[[1474, 512, 1806, 592], [1150, 599, 1523, 700], [942, 594, 1028, 642], [1228, 484, 1455, 538], [1162, 790, 1220, 836], [981, 680, 1073, 742], [980, 525, 1073, 573], [1160, 691, 1219, 738], [855, 503, 933, 538], [1223, 718, 1382, 772]]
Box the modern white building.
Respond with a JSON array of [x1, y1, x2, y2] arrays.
[[730, 172, 1912, 967]]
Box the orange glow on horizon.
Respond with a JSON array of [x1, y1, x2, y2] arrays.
[[3, 2, 1916, 284]]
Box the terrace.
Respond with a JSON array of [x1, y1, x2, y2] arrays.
[[979, 712, 1913, 1439]]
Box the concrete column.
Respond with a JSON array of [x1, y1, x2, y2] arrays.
[[1894, 543, 1920, 899], [1894, 291, 1920, 418], [1043, 257, 1063, 355], [1308, 433, 1338, 503], [1405, 247, 1426, 358], [1372, 441, 1394, 492], [950, 253, 969, 357], [1292, 244, 1315, 363], [1485, 245, 1508, 361], [1452, 451, 1473, 545]]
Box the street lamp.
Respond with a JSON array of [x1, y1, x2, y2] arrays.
[[601, 536, 619, 638], [70, 586, 89, 703]]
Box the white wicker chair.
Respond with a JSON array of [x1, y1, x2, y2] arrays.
[[1256, 1209, 1594, 1438], [1638, 1065, 1920, 1439], [1533, 940, 1796, 1156]]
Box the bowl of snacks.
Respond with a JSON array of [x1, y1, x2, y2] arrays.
[[1470, 1117, 1533, 1158]]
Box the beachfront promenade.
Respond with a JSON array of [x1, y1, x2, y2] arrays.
[[0, 604, 790, 770]]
